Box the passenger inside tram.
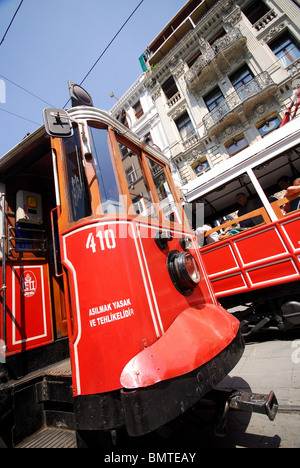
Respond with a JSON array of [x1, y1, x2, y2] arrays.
[[283, 177, 300, 213], [277, 175, 292, 191], [235, 193, 264, 227], [195, 143, 300, 247]]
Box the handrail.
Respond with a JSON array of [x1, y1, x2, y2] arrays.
[[205, 206, 271, 238], [0, 193, 6, 361], [50, 207, 63, 278], [271, 192, 300, 218], [204, 193, 300, 241]]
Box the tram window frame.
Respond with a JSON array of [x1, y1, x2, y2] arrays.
[[88, 123, 125, 215], [62, 126, 92, 223], [111, 130, 183, 226], [145, 156, 183, 225], [112, 133, 160, 220]]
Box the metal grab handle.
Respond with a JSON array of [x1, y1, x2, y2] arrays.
[[50, 207, 63, 278], [1, 193, 7, 359]]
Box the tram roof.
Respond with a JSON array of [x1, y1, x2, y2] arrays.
[[0, 106, 169, 179], [184, 116, 300, 203]]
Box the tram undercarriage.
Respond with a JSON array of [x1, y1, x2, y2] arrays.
[[221, 281, 300, 336], [0, 328, 278, 448]]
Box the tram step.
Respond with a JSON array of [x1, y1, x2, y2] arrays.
[[15, 427, 76, 449]]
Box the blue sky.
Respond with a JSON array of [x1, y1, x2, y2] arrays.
[[0, 0, 186, 156]]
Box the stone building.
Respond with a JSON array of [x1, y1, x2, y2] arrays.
[[110, 0, 300, 195]]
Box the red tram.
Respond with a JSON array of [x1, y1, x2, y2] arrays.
[[0, 84, 276, 447], [187, 116, 300, 336]]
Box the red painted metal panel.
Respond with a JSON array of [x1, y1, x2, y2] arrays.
[[211, 273, 247, 296], [120, 304, 240, 389], [281, 217, 300, 253], [5, 263, 53, 355], [247, 259, 299, 286], [202, 243, 238, 277], [62, 220, 160, 396], [202, 215, 300, 298], [137, 223, 215, 332], [62, 219, 222, 396], [234, 227, 287, 266]]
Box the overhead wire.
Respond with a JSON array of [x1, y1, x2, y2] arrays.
[[0, 107, 40, 126], [0, 0, 24, 47], [0, 74, 55, 107], [0, 0, 146, 123], [80, 0, 145, 86], [63, 0, 145, 108]]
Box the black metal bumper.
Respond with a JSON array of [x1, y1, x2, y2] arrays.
[[75, 331, 245, 435], [120, 330, 245, 436]]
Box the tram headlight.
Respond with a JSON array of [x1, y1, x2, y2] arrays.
[[167, 250, 201, 296]]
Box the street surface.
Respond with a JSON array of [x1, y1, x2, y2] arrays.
[[114, 331, 300, 451]]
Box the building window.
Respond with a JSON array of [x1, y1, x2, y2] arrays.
[[269, 32, 300, 68], [126, 164, 138, 185], [133, 100, 144, 119], [209, 28, 226, 45], [225, 135, 248, 156], [229, 65, 258, 100], [204, 87, 225, 111], [257, 115, 281, 137], [192, 158, 211, 176], [175, 112, 195, 140], [242, 0, 270, 25], [229, 65, 254, 90], [187, 50, 201, 68], [117, 109, 129, 127], [162, 76, 178, 100], [144, 132, 153, 144]]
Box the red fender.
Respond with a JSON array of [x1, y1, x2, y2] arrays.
[[120, 304, 240, 389]]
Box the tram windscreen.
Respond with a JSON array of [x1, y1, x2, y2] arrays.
[[89, 126, 124, 214], [63, 127, 92, 221]]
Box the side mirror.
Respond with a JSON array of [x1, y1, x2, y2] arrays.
[[43, 108, 74, 138]]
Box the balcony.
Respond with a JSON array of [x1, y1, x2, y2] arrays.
[[203, 72, 277, 134], [185, 29, 247, 92], [181, 130, 200, 150]]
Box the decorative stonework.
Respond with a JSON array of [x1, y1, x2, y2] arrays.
[[223, 6, 242, 27], [260, 21, 287, 44], [170, 104, 187, 120]]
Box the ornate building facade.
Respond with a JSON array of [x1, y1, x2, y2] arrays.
[[110, 0, 300, 195]]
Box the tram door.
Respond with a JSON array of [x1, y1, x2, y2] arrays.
[[2, 140, 68, 357]]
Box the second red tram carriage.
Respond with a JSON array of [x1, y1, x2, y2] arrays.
[[0, 85, 277, 447], [186, 116, 300, 336]]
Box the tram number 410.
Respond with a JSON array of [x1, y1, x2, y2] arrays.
[[86, 230, 116, 253]]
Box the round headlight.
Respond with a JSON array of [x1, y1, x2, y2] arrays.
[[167, 250, 201, 295]]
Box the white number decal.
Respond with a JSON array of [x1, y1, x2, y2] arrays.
[[86, 232, 97, 253], [86, 230, 116, 253]]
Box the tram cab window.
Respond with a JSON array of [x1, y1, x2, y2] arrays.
[[89, 126, 124, 214], [63, 127, 92, 222], [118, 142, 158, 219], [147, 158, 182, 224]]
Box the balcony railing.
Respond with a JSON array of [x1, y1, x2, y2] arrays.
[[166, 91, 182, 108], [203, 72, 276, 132], [185, 29, 247, 91], [181, 130, 199, 150], [253, 9, 277, 31], [286, 57, 300, 76]]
